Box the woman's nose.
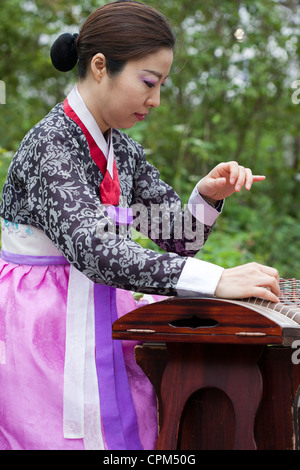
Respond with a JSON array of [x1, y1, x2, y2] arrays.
[[146, 88, 161, 108]]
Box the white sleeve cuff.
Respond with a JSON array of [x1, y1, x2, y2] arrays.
[[187, 184, 224, 227], [176, 256, 224, 298]]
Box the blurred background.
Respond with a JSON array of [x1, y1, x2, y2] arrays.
[[0, 0, 299, 278]]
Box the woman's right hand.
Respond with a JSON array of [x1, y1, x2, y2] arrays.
[[215, 262, 280, 303]]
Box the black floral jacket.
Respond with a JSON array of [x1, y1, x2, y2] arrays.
[[0, 103, 215, 295]]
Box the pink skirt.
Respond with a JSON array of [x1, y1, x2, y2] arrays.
[[0, 258, 162, 450]]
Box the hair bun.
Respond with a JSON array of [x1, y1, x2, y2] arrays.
[[50, 33, 79, 72]]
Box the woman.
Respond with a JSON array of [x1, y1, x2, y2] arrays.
[[0, 0, 279, 450]]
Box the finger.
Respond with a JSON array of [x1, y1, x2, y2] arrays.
[[246, 263, 280, 298], [213, 177, 227, 187], [234, 166, 246, 192], [245, 168, 253, 191], [257, 270, 281, 297], [257, 264, 280, 282], [216, 161, 239, 183], [252, 175, 266, 183], [264, 276, 281, 297], [251, 286, 280, 303], [227, 161, 240, 184]]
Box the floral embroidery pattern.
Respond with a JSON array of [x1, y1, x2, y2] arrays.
[[2, 219, 40, 240]]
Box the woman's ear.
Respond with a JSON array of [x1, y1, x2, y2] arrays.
[[90, 53, 107, 83]]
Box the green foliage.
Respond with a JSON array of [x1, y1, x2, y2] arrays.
[[0, 149, 12, 187], [0, 0, 299, 278]]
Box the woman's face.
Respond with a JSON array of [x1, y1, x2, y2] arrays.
[[82, 48, 174, 133]]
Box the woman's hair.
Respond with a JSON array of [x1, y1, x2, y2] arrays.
[[50, 0, 175, 78]]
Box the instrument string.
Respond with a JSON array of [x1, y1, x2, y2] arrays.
[[241, 278, 300, 324], [279, 278, 300, 306]]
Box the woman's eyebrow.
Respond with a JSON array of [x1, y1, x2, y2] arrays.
[[142, 69, 168, 80]]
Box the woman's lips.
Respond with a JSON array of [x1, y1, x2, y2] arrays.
[[135, 113, 147, 121]]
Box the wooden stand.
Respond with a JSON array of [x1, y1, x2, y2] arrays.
[[113, 297, 300, 450], [134, 343, 300, 450]]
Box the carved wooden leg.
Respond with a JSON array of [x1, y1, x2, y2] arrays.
[[156, 343, 263, 450]]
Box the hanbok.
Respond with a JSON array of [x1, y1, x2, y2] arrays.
[[0, 86, 223, 450]]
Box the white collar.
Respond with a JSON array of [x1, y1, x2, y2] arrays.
[[66, 86, 114, 178]]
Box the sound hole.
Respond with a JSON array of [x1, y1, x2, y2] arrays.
[[169, 316, 219, 329]]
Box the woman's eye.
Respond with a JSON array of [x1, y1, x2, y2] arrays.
[[144, 80, 155, 89]]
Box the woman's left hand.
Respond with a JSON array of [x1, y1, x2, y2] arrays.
[[197, 161, 266, 205]]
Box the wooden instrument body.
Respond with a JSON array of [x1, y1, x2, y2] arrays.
[[112, 297, 300, 346], [112, 296, 300, 450]]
